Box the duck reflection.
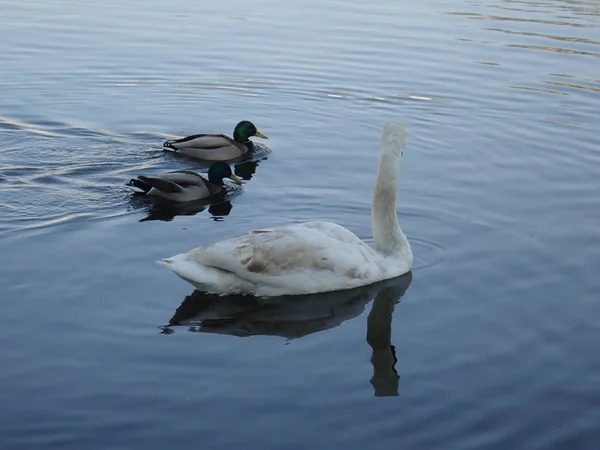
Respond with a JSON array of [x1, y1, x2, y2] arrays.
[[129, 159, 263, 222], [163, 273, 412, 396], [134, 198, 233, 222], [233, 159, 261, 181]]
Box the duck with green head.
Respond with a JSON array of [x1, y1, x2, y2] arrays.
[[163, 120, 268, 161], [126, 162, 242, 202]]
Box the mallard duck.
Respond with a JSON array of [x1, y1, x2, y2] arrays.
[[159, 122, 413, 296], [163, 120, 268, 161], [126, 162, 242, 202]]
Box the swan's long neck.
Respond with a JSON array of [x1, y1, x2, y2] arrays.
[[371, 127, 411, 258]]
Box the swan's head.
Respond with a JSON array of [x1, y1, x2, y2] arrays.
[[382, 121, 407, 157]]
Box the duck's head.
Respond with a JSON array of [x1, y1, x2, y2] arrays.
[[233, 121, 268, 143], [208, 162, 243, 186]]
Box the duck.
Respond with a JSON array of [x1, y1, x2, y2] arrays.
[[163, 120, 269, 161], [159, 121, 413, 297], [126, 161, 242, 202]]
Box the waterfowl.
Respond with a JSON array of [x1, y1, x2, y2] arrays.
[[159, 121, 413, 297], [163, 120, 268, 161], [126, 162, 242, 202]]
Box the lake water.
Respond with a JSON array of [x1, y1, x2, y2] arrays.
[[1, 0, 600, 448]]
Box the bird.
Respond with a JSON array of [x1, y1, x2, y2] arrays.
[[159, 121, 413, 297], [163, 120, 268, 161], [126, 161, 242, 202]]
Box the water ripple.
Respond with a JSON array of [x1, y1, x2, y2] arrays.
[[1, 0, 600, 448], [410, 237, 446, 270]]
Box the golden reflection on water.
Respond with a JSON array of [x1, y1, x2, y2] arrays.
[[508, 84, 568, 95], [0, 117, 60, 137], [507, 43, 599, 57], [444, 0, 599, 111], [484, 27, 600, 45], [546, 80, 600, 93]]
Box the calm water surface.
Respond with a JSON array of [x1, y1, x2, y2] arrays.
[[1, 0, 600, 448]]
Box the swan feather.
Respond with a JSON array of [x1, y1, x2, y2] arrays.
[[161, 222, 408, 297]]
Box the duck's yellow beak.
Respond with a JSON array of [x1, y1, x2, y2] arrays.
[[255, 130, 268, 139], [229, 174, 243, 185]]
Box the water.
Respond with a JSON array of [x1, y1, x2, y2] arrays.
[[1, 0, 600, 448]]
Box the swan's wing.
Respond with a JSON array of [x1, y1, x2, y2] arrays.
[[164, 134, 235, 149], [187, 221, 378, 288]]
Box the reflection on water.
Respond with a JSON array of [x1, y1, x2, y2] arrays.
[[444, 0, 599, 128], [507, 43, 599, 57], [233, 159, 262, 181], [1, 0, 600, 447], [163, 273, 412, 397], [132, 198, 234, 222], [366, 279, 409, 397]]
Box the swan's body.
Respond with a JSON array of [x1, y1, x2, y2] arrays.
[[160, 121, 412, 296], [163, 120, 268, 161], [126, 162, 241, 202]]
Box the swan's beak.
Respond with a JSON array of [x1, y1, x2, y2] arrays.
[[255, 130, 268, 139], [229, 174, 243, 185]]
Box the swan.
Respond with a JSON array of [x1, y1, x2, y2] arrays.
[[159, 121, 413, 296]]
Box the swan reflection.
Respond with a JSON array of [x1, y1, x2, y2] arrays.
[[163, 273, 412, 396]]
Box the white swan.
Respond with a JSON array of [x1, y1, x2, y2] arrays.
[[159, 121, 413, 296]]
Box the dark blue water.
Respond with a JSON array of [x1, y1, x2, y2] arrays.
[[1, 0, 600, 448]]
